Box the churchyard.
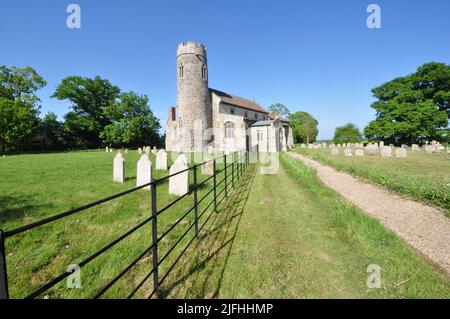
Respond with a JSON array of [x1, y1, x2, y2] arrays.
[[294, 144, 450, 213], [0, 149, 233, 298]]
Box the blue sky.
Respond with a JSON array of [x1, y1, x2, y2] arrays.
[[1, 0, 449, 139]]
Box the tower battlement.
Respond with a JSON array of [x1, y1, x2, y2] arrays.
[[177, 41, 207, 57]]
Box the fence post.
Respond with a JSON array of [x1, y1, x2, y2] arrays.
[[213, 159, 217, 211], [224, 154, 228, 197], [231, 153, 235, 189], [0, 230, 8, 299], [150, 182, 159, 294], [193, 164, 199, 237]]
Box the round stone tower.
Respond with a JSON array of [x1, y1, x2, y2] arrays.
[[176, 41, 211, 151]]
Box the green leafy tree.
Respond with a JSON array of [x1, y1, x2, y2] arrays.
[[52, 76, 120, 147], [268, 103, 290, 118], [333, 123, 362, 143], [364, 62, 449, 145], [100, 92, 161, 147], [288, 111, 318, 143], [0, 66, 46, 154], [31, 112, 67, 151]]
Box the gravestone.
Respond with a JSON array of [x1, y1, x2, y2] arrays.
[[379, 141, 384, 148], [156, 149, 168, 170], [395, 148, 407, 158], [177, 153, 188, 166], [336, 144, 341, 148], [381, 146, 392, 157], [300, 144, 306, 148], [201, 157, 214, 175], [331, 148, 339, 156], [169, 155, 189, 196], [144, 146, 150, 155], [113, 153, 125, 183], [105, 146, 109, 152], [411, 144, 420, 151], [109, 148, 113, 153], [138, 147, 142, 155], [152, 146, 157, 154], [136, 154, 152, 190], [355, 149, 364, 157], [124, 149, 128, 154], [344, 148, 352, 157]]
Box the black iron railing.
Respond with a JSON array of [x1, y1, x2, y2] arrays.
[[0, 151, 251, 299]]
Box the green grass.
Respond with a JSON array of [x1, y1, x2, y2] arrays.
[[0, 150, 234, 298], [159, 154, 450, 298], [294, 146, 450, 213]]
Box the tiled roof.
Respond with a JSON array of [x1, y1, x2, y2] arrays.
[[268, 113, 290, 123], [210, 88, 269, 114]]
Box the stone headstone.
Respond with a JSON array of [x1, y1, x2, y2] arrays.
[[136, 154, 152, 190], [109, 148, 113, 153], [300, 144, 305, 148], [201, 157, 214, 175], [395, 148, 407, 158], [331, 148, 339, 156], [152, 146, 157, 154], [156, 149, 168, 170], [113, 153, 125, 183], [138, 147, 142, 155], [144, 146, 150, 155], [336, 144, 341, 148], [177, 153, 188, 166], [381, 146, 392, 157], [355, 149, 364, 157], [411, 144, 420, 151], [105, 146, 109, 152], [125, 149, 128, 154], [344, 148, 352, 157], [169, 156, 189, 196], [379, 141, 384, 148]]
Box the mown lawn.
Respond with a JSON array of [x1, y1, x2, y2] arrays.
[[294, 146, 450, 212], [0, 150, 238, 298], [160, 154, 450, 298]]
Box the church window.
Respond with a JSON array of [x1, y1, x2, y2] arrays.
[[179, 63, 184, 79], [225, 122, 234, 138], [257, 130, 263, 141], [202, 64, 207, 81]]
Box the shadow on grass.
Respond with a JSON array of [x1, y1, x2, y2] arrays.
[[0, 195, 55, 227], [156, 165, 257, 298]]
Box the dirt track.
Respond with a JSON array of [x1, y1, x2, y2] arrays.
[[288, 152, 450, 275]]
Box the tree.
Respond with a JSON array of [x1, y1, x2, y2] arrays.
[[100, 92, 161, 147], [52, 76, 120, 147], [268, 103, 290, 118], [31, 112, 67, 151], [288, 111, 318, 143], [333, 123, 362, 143], [0, 66, 46, 154], [364, 62, 449, 145]]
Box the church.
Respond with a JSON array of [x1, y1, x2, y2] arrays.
[[165, 42, 294, 153]]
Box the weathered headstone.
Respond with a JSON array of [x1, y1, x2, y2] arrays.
[[344, 148, 352, 157], [411, 144, 420, 151], [113, 153, 125, 183], [355, 149, 364, 157], [136, 154, 152, 190], [366, 144, 377, 156], [152, 146, 157, 154], [156, 149, 168, 170], [300, 144, 306, 148], [105, 146, 109, 152], [336, 144, 341, 148], [331, 148, 339, 156], [169, 155, 189, 196], [379, 141, 384, 148], [138, 147, 142, 155], [381, 146, 392, 157], [395, 148, 407, 158], [201, 157, 214, 175]]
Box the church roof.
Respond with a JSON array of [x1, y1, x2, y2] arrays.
[[268, 113, 290, 123], [251, 120, 273, 127], [210, 88, 269, 114]]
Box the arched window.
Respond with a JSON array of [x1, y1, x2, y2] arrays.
[[224, 122, 234, 138], [179, 63, 184, 79]]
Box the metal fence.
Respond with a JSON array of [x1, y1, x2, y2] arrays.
[[0, 151, 251, 299]]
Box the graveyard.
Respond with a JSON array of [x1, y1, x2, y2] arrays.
[[1, 149, 449, 298], [0, 149, 232, 298], [294, 144, 450, 212]]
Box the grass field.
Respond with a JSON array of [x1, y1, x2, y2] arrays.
[[1, 151, 449, 298], [0, 150, 234, 298], [162, 154, 450, 298], [294, 146, 450, 213]]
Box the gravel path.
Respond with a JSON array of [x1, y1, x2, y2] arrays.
[[288, 152, 450, 274]]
